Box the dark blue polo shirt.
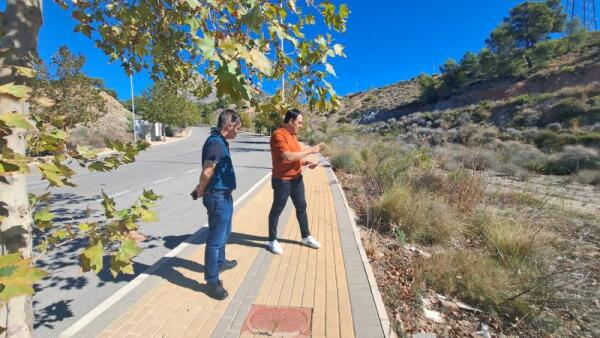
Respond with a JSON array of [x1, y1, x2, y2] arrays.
[[201, 129, 236, 192]]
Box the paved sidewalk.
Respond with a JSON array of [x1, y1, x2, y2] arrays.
[[65, 164, 390, 338]]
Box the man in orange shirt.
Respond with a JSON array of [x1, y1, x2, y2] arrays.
[[268, 109, 324, 255]]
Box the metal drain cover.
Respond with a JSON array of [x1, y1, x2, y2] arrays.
[[241, 305, 312, 337]]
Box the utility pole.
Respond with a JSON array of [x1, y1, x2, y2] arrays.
[[129, 72, 137, 142], [280, 1, 285, 101]]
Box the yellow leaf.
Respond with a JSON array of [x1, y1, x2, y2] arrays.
[[249, 49, 273, 76]]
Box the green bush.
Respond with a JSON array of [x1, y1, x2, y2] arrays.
[[532, 130, 600, 152], [331, 151, 359, 173], [546, 98, 588, 124], [543, 145, 600, 175], [165, 125, 176, 137], [526, 40, 558, 70], [417, 73, 441, 103], [371, 185, 461, 245]]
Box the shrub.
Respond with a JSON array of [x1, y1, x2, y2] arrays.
[[546, 98, 588, 124], [441, 145, 496, 171], [471, 209, 542, 266], [417, 73, 441, 103], [446, 169, 484, 212], [543, 145, 600, 175], [165, 125, 176, 137], [371, 185, 461, 245], [410, 170, 447, 193], [526, 40, 558, 70], [494, 141, 547, 175], [331, 151, 358, 173], [423, 250, 531, 317], [531, 130, 600, 151], [512, 94, 533, 106], [570, 169, 600, 186]]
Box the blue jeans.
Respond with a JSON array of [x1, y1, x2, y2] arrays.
[[203, 191, 233, 285], [268, 175, 310, 242]]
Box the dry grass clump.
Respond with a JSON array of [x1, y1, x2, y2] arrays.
[[422, 250, 532, 317], [371, 185, 462, 245]]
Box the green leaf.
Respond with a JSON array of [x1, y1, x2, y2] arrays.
[[215, 61, 250, 102], [34, 207, 54, 230], [52, 229, 69, 241], [194, 35, 217, 61], [339, 4, 350, 19], [74, 24, 93, 38], [76, 145, 99, 159], [0, 161, 19, 174], [0, 151, 30, 175], [241, 5, 263, 32], [185, 0, 200, 9], [12, 66, 36, 78], [35, 161, 74, 187], [0, 266, 17, 278], [101, 190, 116, 219], [78, 223, 90, 232], [110, 239, 141, 276], [72, 10, 91, 23], [185, 17, 202, 35], [140, 209, 158, 222], [34, 208, 53, 223], [120, 239, 142, 259], [88, 161, 113, 172], [0, 253, 21, 267], [0, 83, 32, 99], [109, 255, 133, 277], [0, 255, 47, 302], [80, 241, 103, 273], [142, 189, 161, 201]]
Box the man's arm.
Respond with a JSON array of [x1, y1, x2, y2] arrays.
[[194, 161, 216, 197], [280, 143, 325, 162], [194, 139, 223, 198]]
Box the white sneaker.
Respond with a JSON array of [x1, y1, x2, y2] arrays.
[[302, 236, 321, 249], [268, 240, 283, 255]]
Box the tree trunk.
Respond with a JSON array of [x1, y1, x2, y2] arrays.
[[0, 0, 43, 337]]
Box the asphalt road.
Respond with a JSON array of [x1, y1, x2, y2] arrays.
[[30, 127, 273, 337]]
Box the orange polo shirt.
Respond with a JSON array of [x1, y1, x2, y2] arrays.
[[270, 127, 303, 180]]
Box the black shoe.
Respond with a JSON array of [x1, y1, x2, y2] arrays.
[[208, 280, 228, 300], [220, 259, 238, 272]]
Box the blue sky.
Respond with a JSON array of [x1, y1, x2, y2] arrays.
[[38, 0, 583, 101]]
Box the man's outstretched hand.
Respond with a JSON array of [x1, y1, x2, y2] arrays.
[[310, 143, 326, 154]]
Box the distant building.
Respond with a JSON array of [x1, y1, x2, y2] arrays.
[[135, 120, 164, 141]]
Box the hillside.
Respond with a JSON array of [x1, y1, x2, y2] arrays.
[[69, 92, 132, 148], [329, 31, 600, 132]]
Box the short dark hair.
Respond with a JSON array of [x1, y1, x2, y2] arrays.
[[217, 109, 240, 130], [284, 109, 302, 124]]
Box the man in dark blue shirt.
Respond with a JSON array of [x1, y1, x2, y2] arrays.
[[192, 109, 241, 300]]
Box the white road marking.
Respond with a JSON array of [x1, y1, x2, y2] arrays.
[[94, 190, 130, 202], [185, 168, 200, 174], [152, 177, 174, 184]]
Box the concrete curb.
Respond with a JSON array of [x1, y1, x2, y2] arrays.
[[326, 165, 396, 338]]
